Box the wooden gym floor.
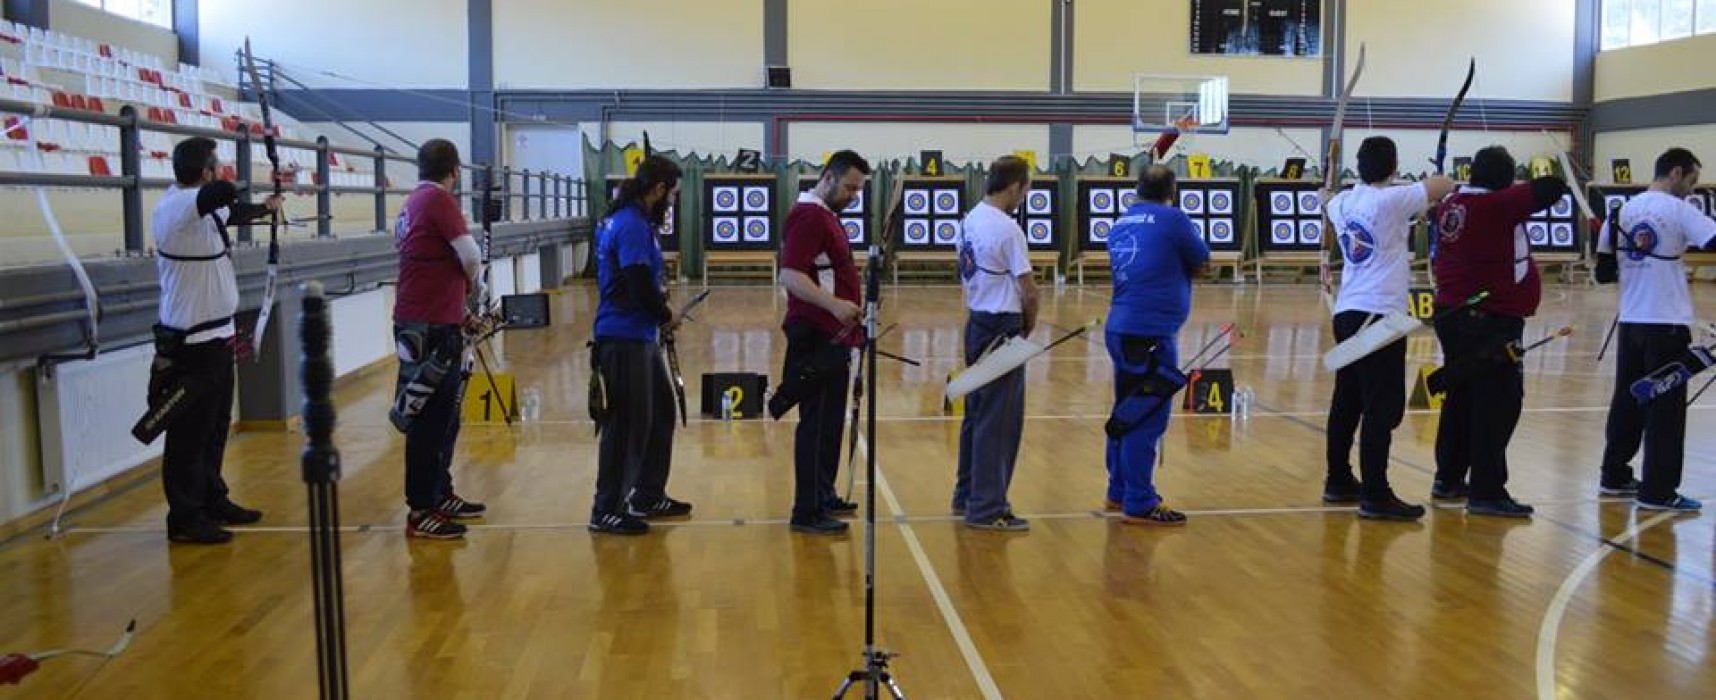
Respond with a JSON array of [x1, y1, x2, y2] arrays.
[[2, 282, 1713, 699]]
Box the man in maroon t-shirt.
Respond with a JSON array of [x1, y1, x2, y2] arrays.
[[1428, 145, 1570, 518], [389, 139, 488, 539], [775, 150, 869, 535]]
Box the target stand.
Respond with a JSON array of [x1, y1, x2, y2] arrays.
[[893, 176, 967, 284], [702, 174, 780, 285]]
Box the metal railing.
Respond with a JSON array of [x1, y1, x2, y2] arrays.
[[0, 94, 589, 255]]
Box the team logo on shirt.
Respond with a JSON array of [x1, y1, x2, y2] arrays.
[[1437, 203, 1468, 243], [1624, 222, 1659, 262], [1338, 221, 1376, 265], [957, 238, 979, 282]]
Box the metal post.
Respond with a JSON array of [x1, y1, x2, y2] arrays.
[[520, 169, 531, 221], [316, 136, 332, 238], [373, 145, 387, 233], [553, 175, 561, 218], [118, 105, 144, 253], [539, 171, 549, 219], [500, 166, 512, 222], [236, 128, 254, 243]]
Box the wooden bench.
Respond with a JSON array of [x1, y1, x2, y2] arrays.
[[892, 251, 957, 284], [702, 251, 777, 286]]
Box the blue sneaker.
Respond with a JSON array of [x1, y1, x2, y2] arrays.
[[1636, 495, 1703, 512]]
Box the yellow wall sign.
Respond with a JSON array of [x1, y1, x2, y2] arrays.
[[1529, 156, 1554, 179], [1188, 153, 1213, 179], [462, 371, 518, 424], [623, 146, 645, 177], [1013, 150, 1038, 172]]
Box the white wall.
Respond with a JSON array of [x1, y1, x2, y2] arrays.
[[50, 0, 177, 64], [1594, 32, 1716, 102], [790, 0, 1050, 91], [786, 122, 1049, 167], [494, 0, 762, 89], [1346, 0, 1575, 102], [1076, 0, 1322, 96], [1342, 128, 1575, 177], [199, 0, 467, 88], [582, 122, 766, 161], [0, 368, 43, 525], [1595, 126, 1716, 180], [329, 288, 393, 378], [1073, 125, 1324, 170]]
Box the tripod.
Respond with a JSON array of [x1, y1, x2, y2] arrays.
[[832, 244, 907, 700], [299, 282, 352, 700]]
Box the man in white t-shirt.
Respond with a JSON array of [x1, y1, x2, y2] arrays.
[[952, 155, 1040, 531], [1322, 137, 1454, 520], [1595, 148, 1715, 512]]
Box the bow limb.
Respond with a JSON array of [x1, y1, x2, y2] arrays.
[[243, 38, 284, 358], [1545, 130, 1597, 222], [1320, 42, 1366, 310], [1433, 59, 1477, 176]]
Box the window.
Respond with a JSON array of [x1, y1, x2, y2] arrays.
[[70, 0, 172, 30], [1603, 0, 1716, 49]]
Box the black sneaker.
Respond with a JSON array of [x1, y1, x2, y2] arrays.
[[1431, 481, 1470, 500], [168, 519, 233, 545], [1636, 494, 1703, 512], [628, 496, 693, 519], [588, 512, 650, 535], [824, 497, 859, 516], [207, 501, 263, 525], [1467, 498, 1534, 518], [1358, 496, 1427, 521], [1599, 476, 1642, 497], [966, 513, 1030, 531], [790, 516, 849, 535], [436, 493, 487, 520], [408, 510, 468, 539], [1322, 476, 1363, 504]]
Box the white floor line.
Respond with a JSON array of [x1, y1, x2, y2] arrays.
[[865, 435, 1005, 700], [1535, 511, 1680, 700]]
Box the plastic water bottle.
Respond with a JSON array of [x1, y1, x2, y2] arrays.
[[720, 392, 734, 422], [1233, 385, 1253, 421], [521, 387, 541, 422]]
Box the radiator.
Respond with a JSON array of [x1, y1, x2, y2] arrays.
[[35, 343, 162, 498]]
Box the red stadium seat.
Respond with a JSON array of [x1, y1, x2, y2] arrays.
[[87, 155, 112, 176]]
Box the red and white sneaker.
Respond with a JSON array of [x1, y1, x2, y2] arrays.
[[408, 510, 467, 539], [437, 493, 487, 520]]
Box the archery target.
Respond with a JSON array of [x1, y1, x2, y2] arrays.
[[1090, 189, 1116, 214], [1027, 219, 1053, 245], [1604, 195, 1628, 214], [1209, 190, 1234, 214], [713, 187, 740, 213], [713, 217, 740, 243], [1180, 189, 1206, 214], [1191, 219, 1207, 241], [1209, 218, 1235, 244], [1119, 190, 1141, 210], [1272, 221, 1295, 244], [934, 220, 960, 244], [743, 187, 770, 212], [1551, 194, 1573, 218], [1297, 220, 1323, 246], [1551, 223, 1574, 247], [1527, 222, 1549, 245], [743, 216, 770, 243], [904, 219, 931, 245], [934, 189, 960, 215], [1270, 192, 1295, 216], [905, 190, 931, 215], [1298, 190, 1323, 216], [1688, 194, 1711, 216], [844, 189, 864, 213], [841, 218, 865, 243], [1090, 218, 1114, 243], [1026, 190, 1052, 215]]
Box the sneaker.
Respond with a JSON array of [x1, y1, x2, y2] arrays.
[[824, 497, 859, 516], [1121, 505, 1188, 526], [966, 513, 1030, 531], [168, 518, 233, 545], [1322, 476, 1363, 505], [1467, 499, 1534, 518], [790, 516, 849, 535], [407, 510, 468, 539], [1636, 495, 1703, 512], [436, 493, 487, 520], [627, 496, 693, 519], [1431, 481, 1470, 500], [207, 501, 263, 525], [1599, 476, 1642, 497], [1358, 496, 1427, 521], [588, 512, 650, 535]]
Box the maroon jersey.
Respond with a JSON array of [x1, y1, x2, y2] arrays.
[[1432, 184, 1543, 318]]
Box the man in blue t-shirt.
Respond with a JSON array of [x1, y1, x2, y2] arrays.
[[589, 155, 690, 535], [1104, 165, 1209, 525]]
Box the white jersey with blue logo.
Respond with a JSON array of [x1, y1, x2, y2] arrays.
[[1604, 191, 1716, 327], [1327, 182, 1429, 317], [957, 201, 1033, 314]]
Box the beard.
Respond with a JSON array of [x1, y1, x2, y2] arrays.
[[824, 190, 853, 212], [648, 198, 673, 227]]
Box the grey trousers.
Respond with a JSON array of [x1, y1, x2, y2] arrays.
[[592, 338, 676, 517], [953, 311, 1026, 522]]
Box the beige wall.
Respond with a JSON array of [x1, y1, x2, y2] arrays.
[[50, 0, 177, 64], [1595, 33, 1716, 102], [1346, 0, 1575, 102], [1076, 0, 1322, 96], [200, 0, 467, 88], [1343, 128, 1575, 177], [1073, 125, 1324, 170], [1595, 126, 1716, 180], [494, 0, 761, 89], [0, 368, 44, 525], [790, 0, 1050, 91], [785, 122, 1049, 168]]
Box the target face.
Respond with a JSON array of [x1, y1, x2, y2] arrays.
[[743, 187, 770, 211], [1551, 195, 1573, 218], [1027, 190, 1052, 215], [1527, 222, 1549, 245], [1272, 221, 1295, 244], [1687, 194, 1711, 216], [1119, 191, 1140, 210], [1604, 195, 1628, 214], [1209, 218, 1234, 243], [1271, 193, 1294, 216], [1027, 219, 1052, 245], [1551, 223, 1573, 246], [1191, 219, 1207, 240], [713, 217, 740, 243], [904, 219, 930, 245], [1209, 191, 1234, 214], [934, 220, 959, 244], [743, 216, 770, 242], [1090, 218, 1113, 242], [934, 190, 960, 215], [905, 191, 930, 215], [1091, 189, 1115, 214], [713, 187, 739, 213], [844, 190, 864, 213], [1298, 220, 1323, 245], [842, 219, 864, 243], [1298, 191, 1322, 215], [1180, 190, 1205, 214]]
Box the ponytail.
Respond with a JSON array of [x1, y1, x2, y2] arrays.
[[608, 155, 683, 222]]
